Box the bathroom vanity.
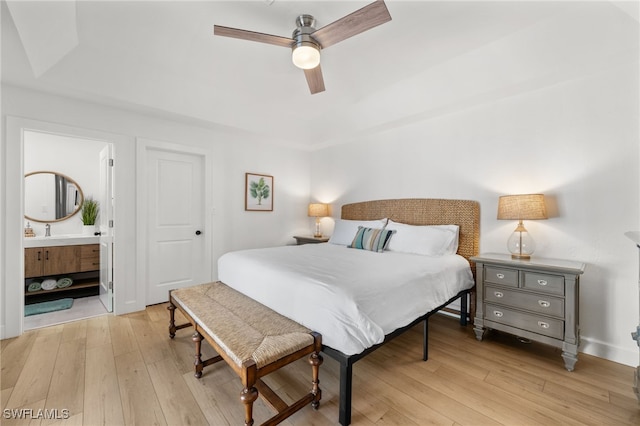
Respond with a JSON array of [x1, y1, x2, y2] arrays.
[[24, 236, 100, 301]]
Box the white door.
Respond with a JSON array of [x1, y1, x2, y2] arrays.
[[145, 148, 209, 305], [99, 145, 114, 312]]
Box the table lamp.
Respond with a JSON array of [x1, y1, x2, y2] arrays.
[[308, 203, 329, 237], [497, 194, 547, 259]]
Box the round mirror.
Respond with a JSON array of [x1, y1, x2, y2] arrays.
[[24, 171, 84, 223]]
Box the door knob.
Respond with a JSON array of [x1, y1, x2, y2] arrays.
[[195, 230, 202, 235]]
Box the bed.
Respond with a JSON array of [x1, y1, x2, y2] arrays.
[[218, 198, 480, 425]]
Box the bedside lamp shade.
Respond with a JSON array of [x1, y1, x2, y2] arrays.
[[308, 203, 329, 238], [498, 194, 547, 259]]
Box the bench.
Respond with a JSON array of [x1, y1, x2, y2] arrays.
[[168, 281, 322, 426]]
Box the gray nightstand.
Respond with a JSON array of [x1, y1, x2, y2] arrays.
[[293, 236, 329, 245], [472, 253, 585, 371]]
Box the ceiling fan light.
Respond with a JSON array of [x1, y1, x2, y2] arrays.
[[292, 43, 320, 69]]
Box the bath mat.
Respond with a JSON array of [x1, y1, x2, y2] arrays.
[[24, 298, 74, 316]]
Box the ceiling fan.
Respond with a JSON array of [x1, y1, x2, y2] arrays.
[[213, 0, 392, 94]]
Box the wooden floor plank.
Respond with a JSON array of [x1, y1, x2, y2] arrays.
[[542, 379, 638, 425], [1, 332, 37, 391], [84, 343, 125, 425], [127, 314, 174, 366], [1, 387, 14, 412], [114, 349, 167, 426], [145, 357, 208, 425], [44, 338, 85, 417], [108, 314, 138, 357], [61, 320, 87, 343], [85, 315, 110, 348], [5, 331, 61, 409], [182, 368, 239, 426], [358, 354, 498, 426]]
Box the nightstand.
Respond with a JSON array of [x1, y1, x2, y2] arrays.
[[471, 253, 585, 371], [293, 236, 329, 245]]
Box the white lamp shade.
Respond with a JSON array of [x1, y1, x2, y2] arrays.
[[292, 44, 320, 69]]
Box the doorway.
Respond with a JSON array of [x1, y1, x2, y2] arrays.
[[22, 130, 113, 330]]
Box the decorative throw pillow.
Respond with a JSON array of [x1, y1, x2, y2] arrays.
[[328, 218, 388, 246], [349, 226, 395, 253]]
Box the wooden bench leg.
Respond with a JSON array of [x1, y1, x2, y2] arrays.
[[168, 303, 177, 338], [309, 351, 323, 409], [167, 296, 192, 338], [193, 332, 204, 379], [240, 386, 258, 426], [241, 360, 258, 426]]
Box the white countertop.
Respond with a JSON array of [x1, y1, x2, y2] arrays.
[[24, 235, 100, 248]]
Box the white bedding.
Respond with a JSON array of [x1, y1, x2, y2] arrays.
[[218, 243, 474, 356]]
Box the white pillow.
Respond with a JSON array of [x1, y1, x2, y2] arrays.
[[384, 220, 459, 256], [328, 218, 388, 246]]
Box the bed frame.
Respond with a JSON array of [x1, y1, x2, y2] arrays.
[[325, 198, 480, 425]]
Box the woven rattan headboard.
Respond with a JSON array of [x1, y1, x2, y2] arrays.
[[341, 198, 480, 265]]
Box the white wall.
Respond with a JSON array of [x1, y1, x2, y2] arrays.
[[310, 53, 639, 366], [1, 84, 312, 338]]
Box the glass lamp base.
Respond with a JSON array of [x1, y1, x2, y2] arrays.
[[507, 224, 536, 260]]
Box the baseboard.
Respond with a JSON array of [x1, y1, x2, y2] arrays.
[[581, 336, 638, 367], [118, 299, 146, 315]]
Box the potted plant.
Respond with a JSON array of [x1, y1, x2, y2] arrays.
[[81, 197, 99, 234]]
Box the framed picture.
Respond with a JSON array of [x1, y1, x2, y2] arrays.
[[245, 173, 273, 211]]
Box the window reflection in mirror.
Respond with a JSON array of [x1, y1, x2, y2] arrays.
[[24, 171, 84, 223]]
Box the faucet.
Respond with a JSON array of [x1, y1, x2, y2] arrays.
[[45, 224, 51, 237]]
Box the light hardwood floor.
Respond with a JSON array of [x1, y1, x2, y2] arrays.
[[2, 304, 638, 425]]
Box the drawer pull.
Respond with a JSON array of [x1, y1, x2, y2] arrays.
[[538, 321, 550, 329], [537, 279, 548, 286], [493, 310, 504, 318], [496, 273, 505, 279], [538, 300, 550, 308], [494, 291, 504, 298]]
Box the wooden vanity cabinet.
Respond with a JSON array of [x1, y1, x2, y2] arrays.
[[24, 244, 100, 298], [25, 246, 80, 278], [79, 244, 100, 272]]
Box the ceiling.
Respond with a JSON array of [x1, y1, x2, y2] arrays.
[[2, 1, 638, 150]]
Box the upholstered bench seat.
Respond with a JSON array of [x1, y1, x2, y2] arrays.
[[168, 281, 322, 426]]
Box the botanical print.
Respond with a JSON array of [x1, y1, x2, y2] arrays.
[[245, 173, 273, 211]]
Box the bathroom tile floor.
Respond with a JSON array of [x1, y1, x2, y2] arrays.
[[24, 295, 109, 330]]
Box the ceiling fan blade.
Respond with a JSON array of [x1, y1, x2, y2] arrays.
[[311, 0, 392, 49], [304, 65, 325, 94], [214, 25, 293, 48]]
